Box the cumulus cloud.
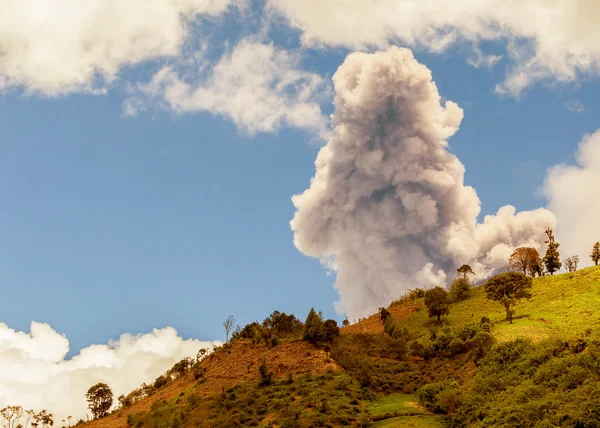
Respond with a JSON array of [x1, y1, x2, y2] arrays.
[[290, 47, 555, 318], [543, 130, 600, 267], [125, 39, 331, 138], [0, 0, 235, 95], [268, 0, 600, 96], [0, 322, 218, 421]]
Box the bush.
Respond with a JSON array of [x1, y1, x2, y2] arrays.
[[449, 277, 471, 302], [258, 361, 274, 387], [418, 381, 461, 414]]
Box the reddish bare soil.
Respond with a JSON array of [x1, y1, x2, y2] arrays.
[[342, 301, 423, 335], [84, 340, 340, 428]]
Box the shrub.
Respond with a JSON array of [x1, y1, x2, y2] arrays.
[[258, 361, 274, 387], [449, 277, 471, 302]]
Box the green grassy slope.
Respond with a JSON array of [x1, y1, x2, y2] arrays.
[[397, 267, 600, 342], [82, 267, 600, 428]]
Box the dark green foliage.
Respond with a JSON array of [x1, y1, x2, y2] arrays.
[[304, 308, 325, 344], [457, 264, 474, 280], [484, 272, 532, 323], [413, 323, 494, 361], [258, 361, 274, 387], [303, 308, 339, 345], [591, 242, 600, 266], [543, 228, 562, 275], [126, 372, 367, 428], [424, 287, 449, 322], [379, 307, 391, 323], [262, 310, 304, 338], [153, 375, 168, 390], [418, 381, 462, 414], [231, 322, 261, 340], [447, 336, 600, 427], [448, 277, 471, 302], [323, 319, 340, 342]]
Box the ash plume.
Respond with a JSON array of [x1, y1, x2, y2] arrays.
[[290, 47, 555, 319]]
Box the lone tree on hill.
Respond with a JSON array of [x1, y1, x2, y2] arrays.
[[86, 383, 113, 419], [564, 255, 580, 272], [223, 315, 236, 343], [342, 318, 350, 327], [484, 272, 532, 324], [543, 228, 562, 275], [591, 242, 600, 266], [424, 287, 449, 322], [457, 264, 475, 280], [508, 247, 541, 276]]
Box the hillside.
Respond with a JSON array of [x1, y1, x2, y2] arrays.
[[80, 267, 600, 427]]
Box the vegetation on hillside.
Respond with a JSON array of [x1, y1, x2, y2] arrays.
[[7, 229, 600, 428]]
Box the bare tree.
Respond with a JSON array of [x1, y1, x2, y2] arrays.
[[564, 255, 579, 272], [1, 406, 24, 428], [223, 315, 236, 343]]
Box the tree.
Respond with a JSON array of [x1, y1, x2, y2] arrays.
[[323, 319, 340, 342], [342, 318, 350, 327], [303, 308, 325, 344], [379, 307, 391, 323], [223, 315, 236, 343], [424, 287, 449, 322], [564, 255, 580, 272], [543, 228, 561, 275], [484, 272, 532, 324], [33, 411, 53, 428], [262, 311, 303, 337], [86, 383, 113, 419], [591, 242, 600, 266], [457, 264, 475, 280], [508, 247, 540, 276], [1, 406, 23, 428], [448, 277, 471, 302]]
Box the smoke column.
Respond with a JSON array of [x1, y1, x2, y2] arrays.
[[291, 47, 555, 319]]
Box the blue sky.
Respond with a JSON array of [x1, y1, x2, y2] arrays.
[[1, 1, 600, 358]]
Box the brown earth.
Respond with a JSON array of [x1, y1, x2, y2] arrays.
[[83, 339, 340, 428], [341, 301, 424, 335]]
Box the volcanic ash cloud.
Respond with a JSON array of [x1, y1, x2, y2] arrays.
[[290, 47, 555, 319]]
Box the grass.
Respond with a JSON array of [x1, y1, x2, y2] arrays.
[[83, 266, 600, 428], [369, 393, 426, 416], [369, 394, 444, 428], [396, 267, 600, 343], [371, 415, 444, 427]]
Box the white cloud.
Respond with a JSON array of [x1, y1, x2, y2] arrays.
[[125, 39, 331, 138], [565, 100, 585, 113], [543, 130, 600, 267], [0, 0, 235, 95], [290, 47, 555, 319], [0, 322, 219, 422], [268, 0, 600, 96]]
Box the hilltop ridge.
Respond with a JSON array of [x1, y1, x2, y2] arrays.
[[79, 267, 600, 427]]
